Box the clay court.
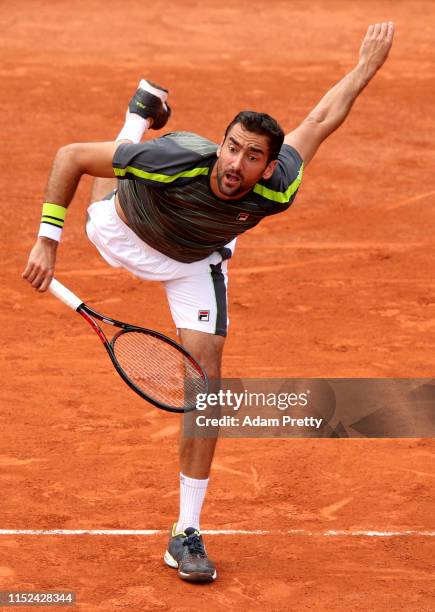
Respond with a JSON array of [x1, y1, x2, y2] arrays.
[[1, 0, 435, 609]]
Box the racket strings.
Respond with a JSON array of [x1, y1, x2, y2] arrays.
[[112, 331, 205, 409]]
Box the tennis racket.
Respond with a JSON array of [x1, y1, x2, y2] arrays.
[[48, 278, 207, 413]]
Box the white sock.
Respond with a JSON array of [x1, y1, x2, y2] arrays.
[[175, 473, 209, 533], [116, 110, 150, 143]]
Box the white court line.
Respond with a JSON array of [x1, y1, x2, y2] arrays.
[[0, 529, 434, 537]]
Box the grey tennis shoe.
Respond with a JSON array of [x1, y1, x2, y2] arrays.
[[164, 524, 217, 582]]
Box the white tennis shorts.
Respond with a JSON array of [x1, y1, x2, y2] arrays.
[[85, 193, 236, 336]]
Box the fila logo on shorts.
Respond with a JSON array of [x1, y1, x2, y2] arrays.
[[198, 310, 210, 322], [236, 212, 249, 221]]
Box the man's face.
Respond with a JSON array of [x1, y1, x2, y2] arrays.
[[211, 123, 277, 200]]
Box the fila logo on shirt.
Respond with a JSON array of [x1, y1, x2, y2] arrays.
[[236, 212, 249, 221], [198, 310, 210, 322]]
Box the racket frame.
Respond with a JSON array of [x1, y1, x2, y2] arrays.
[[49, 279, 207, 413]]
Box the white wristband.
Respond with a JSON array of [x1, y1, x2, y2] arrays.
[[38, 222, 62, 242]]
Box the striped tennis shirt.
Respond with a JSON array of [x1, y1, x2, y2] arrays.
[[113, 131, 303, 263]]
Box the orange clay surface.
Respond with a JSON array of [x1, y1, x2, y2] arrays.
[[1, 1, 435, 610]]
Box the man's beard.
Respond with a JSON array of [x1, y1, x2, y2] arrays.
[[216, 163, 245, 197]]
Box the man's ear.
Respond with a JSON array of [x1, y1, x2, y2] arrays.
[[216, 138, 224, 158], [262, 159, 278, 180]]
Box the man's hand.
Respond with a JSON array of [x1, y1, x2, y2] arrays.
[[22, 237, 58, 292], [358, 22, 395, 77]]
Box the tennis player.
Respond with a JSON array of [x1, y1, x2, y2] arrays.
[[23, 23, 394, 582]]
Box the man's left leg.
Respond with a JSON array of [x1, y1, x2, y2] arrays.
[[162, 256, 232, 582], [178, 328, 224, 480], [163, 328, 223, 582]]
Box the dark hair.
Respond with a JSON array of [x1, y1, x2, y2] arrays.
[[223, 111, 284, 163]]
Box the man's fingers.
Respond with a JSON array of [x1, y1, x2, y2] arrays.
[[22, 263, 32, 279], [379, 22, 388, 39], [366, 24, 374, 38], [26, 266, 40, 284], [31, 270, 45, 289], [38, 274, 53, 293], [372, 23, 381, 38], [23, 262, 52, 290], [32, 269, 52, 291], [387, 21, 395, 42]]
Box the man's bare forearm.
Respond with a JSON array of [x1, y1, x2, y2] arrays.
[[306, 22, 394, 137], [305, 62, 374, 137], [284, 23, 394, 165]]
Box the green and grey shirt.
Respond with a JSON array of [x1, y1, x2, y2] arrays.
[[113, 132, 303, 263]]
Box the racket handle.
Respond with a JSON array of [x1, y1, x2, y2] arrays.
[[49, 278, 83, 311]]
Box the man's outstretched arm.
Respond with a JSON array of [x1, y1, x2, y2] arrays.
[[284, 22, 395, 165]]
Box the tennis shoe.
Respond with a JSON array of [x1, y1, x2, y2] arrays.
[[163, 524, 217, 582], [128, 79, 171, 130]]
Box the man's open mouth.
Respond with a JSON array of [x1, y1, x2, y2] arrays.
[[224, 172, 241, 185]]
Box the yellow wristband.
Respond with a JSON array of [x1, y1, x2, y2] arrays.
[[41, 202, 67, 228], [39, 202, 67, 242]]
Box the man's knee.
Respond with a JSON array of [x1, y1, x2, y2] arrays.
[[178, 328, 225, 379]]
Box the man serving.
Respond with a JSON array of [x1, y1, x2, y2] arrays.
[[23, 23, 395, 582]]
